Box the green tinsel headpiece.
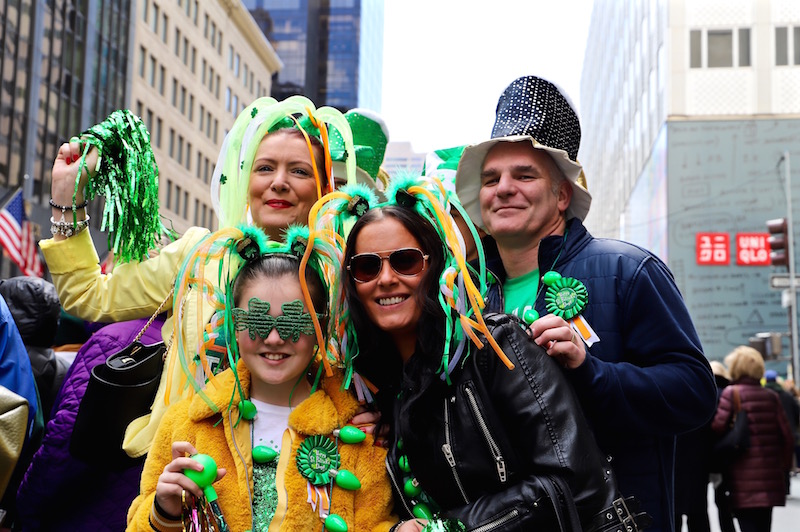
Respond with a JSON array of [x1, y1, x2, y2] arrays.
[[169, 222, 346, 413], [210, 95, 358, 230], [75, 109, 173, 263]]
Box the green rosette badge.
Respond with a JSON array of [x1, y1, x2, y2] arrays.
[[543, 272, 588, 320], [296, 435, 341, 485]]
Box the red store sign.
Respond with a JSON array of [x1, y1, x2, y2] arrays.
[[696, 233, 729, 265], [735, 233, 770, 266]]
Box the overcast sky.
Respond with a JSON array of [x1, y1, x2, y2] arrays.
[[380, 0, 594, 153]]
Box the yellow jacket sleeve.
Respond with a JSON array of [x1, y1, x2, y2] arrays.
[[40, 227, 209, 322]]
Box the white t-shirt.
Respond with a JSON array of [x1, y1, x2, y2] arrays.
[[250, 398, 292, 452]]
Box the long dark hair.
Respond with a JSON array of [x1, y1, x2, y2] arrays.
[[343, 205, 447, 424]]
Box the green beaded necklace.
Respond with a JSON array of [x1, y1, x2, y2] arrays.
[[240, 399, 368, 532]]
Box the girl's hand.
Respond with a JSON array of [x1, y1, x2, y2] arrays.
[[154, 441, 227, 518], [51, 139, 99, 205]]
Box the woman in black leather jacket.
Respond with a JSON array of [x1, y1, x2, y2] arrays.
[[342, 202, 649, 532]]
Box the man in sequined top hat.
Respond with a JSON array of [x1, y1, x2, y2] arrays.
[[455, 75, 717, 532]]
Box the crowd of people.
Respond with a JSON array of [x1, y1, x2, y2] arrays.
[[0, 76, 798, 532]]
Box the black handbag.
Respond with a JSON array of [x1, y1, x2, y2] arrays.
[[70, 289, 173, 470], [712, 386, 750, 470]]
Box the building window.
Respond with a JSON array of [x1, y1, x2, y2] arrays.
[[689, 27, 751, 68], [690, 30, 702, 68], [708, 30, 733, 67], [155, 118, 162, 148], [151, 4, 159, 34], [139, 46, 146, 77], [159, 66, 165, 95], [739, 28, 751, 67], [175, 28, 181, 56], [775, 26, 800, 66]]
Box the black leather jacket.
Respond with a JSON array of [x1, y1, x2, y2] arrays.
[[387, 314, 647, 532]]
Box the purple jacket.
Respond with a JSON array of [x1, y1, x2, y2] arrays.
[[16, 317, 164, 531]]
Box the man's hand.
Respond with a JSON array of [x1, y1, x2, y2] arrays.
[[529, 314, 586, 369]]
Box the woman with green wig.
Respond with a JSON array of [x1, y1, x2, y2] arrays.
[[41, 96, 359, 461]]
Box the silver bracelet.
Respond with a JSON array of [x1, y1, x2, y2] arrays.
[[50, 214, 90, 237]]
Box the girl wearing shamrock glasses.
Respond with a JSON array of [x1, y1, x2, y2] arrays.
[[127, 226, 398, 532]]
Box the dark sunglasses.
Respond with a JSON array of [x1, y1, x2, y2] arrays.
[[347, 248, 429, 283]]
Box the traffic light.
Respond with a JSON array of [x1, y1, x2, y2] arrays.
[[767, 218, 789, 267]]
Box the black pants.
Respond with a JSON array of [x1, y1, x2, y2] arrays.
[[734, 507, 773, 532]]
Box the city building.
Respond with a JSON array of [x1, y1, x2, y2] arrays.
[[0, 0, 280, 278], [244, 0, 384, 111], [133, 0, 280, 235], [0, 0, 133, 277], [580, 0, 800, 363]]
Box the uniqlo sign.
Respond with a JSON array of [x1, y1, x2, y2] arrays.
[[735, 233, 770, 266], [696, 233, 729, 265]]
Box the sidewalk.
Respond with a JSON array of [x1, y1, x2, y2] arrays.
[[691, 474, 800, 532]]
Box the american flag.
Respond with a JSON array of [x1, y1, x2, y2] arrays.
[[0, 188, 44, 277]]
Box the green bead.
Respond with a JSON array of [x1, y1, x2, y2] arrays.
[[398, 455, 411, 473], [332, 469, 362, 490], [184, 454, 217, 488], [239, 399, 257, 420], [522, 308, 539, 324], [396, 438, 403, 451], [542, 271, 562, 287], [336, 425, 366, 444], [412, 501, 433, 520], [252, 445, 278, 464], [324, 513, 348, 532], [403, 477, 422, 497]]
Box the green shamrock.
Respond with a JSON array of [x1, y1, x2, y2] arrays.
[[275, 300, 315, 342], [232, 298, 274, 340], [219, 174, 227, 185]]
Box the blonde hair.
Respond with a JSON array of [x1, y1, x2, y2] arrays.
[[724, 346, 765, 381], [709, 360, 730, 381]]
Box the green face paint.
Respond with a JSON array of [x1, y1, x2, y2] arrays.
[[232, 298, 321, 342]]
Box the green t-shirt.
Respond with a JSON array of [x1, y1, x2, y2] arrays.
[[503, 268, 539, 319]]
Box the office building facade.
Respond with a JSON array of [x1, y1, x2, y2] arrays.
[[580, 0, 800, 360], [244, 0, 383, 111]]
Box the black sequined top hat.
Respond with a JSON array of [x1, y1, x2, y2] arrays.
[[455, 76, 592, 229]]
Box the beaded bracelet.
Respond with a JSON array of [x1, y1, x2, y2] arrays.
[[50, 215, 90, 238], [49, 198, 88, 211]]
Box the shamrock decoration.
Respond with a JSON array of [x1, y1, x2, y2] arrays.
[[219, 174, 227, 185], [250, 107, 258, 118], [296, 435, 340, 486], [232, 298, 317, 342], [240, 160, 245, 170], [348, 196, 369, 218], [277, 299, 316, 342], [543, 275, 588, 320], [236, 237, 260, 261], [232, 298, 273, 340]]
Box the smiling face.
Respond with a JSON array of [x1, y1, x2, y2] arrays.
[[479, 141, 571, 247], [351, 216, 426, 349], [247, 130, 324, 240], [235, 272, 317, 404]]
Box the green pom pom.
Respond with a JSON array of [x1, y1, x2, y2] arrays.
[[78, 109, 173, 263]]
